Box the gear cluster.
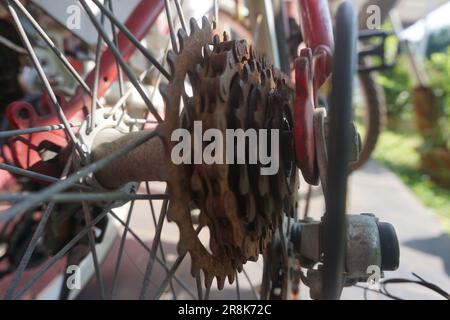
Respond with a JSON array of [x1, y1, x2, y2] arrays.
[[161, 17, 298, 289]]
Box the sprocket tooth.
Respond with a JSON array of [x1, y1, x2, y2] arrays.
[[238, 165, 249, 195], [223, 31, 229, 42], [235, 108, 246, 128], [242, 63, 251, 81], [265, 68, 273, 82], [166, 50, 177, 76], [166, 200, 177, 222], [204, 271, 214, 289], [188, 69, 201, 93], [201, 16, 211, 30], [259, 174, 269, 195], [201, 45, 212, 70], [159, 82, 169, 101], [255, 60, 262, 73], [213, 34, 221, 47], [177, 241, 188, 256], [190, 171, 203, 193], [227, 272, 235, 285], [195, 62, 203, 77], [189, 17, 200, 36], [248, 59, 257, 72], [177, 239, 188, 256], [260, 193, 271, 217], [245, 195, 256, 223], [191, 261, 201, 277], [177, 28, 188, 52], [216, 275, 225, 290]]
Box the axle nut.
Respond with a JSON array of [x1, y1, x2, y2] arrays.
[[378, 222, 400, 271]]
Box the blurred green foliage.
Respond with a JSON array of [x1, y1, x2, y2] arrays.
[[373, 130, 450, 233], [426, 47, 450, 134], [376, 35, 413, 124], [369, 30, 450, 232], [376, 34, 449, 135], [377, 56, 412, 123]]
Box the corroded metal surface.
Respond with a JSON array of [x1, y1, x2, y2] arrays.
[[160, 17, 298, 289], [92, 17, 299, 289]]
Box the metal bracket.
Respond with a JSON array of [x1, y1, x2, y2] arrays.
[[358, 29, 396, 73]]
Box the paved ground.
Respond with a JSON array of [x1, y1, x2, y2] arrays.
[[78, 161, 450, 300], [340, 161, 449, 299]]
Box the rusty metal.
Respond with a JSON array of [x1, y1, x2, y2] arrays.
[[92, 17, 299, 289], [160, 17, 298, 289], [92, 131, 166, 189]]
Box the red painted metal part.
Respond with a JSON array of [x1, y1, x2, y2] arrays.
[[298, 0, 334, 61], [294, 48, 317, 184], [4, 0, 164, 174], [294, 0, 334, 185]]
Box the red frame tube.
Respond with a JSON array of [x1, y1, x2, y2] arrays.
[[298, 0, 334, 54]]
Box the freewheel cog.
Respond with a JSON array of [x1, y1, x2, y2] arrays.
[[160, 17, 298, 289]]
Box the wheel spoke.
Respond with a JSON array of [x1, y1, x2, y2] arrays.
[[0, 130, 158, 222], [260, 252, 270, 300], [108, 209, 196, 299], [139, 189, 169, 299], [11, 204, 114, 300], [243, 269, 260, 300], [196, 274, 203, 300], [146, 183, 176, 299], [108, 36, 170, 122], [106, 66, 155, 119], [163, 0, 179, 53], [9, 0, 92, 95], [213, 0, 219, 24], [173, 0, 187, 32], [236, 271, 241, 300], [0, 163, 89, 190], [303, 184, 313, 219], [204, 286, 210, 300], [123, 117, 159, 126], [0, 33, 27, 54], [152, 252, 186, 300], [0, 123, 81, 139], [4, 203, 56, 300], [88, 0, 108, 133], [110, 200, 135, 299], [79, 0, 163, 123], [81, 200, 106, 299], [3, 153, 74, 299], [152, 226, 202, 300], [6, 0, 84, 157], [0, 192, 168, 204], [90, 0, 171, 81], [108, 0, 127, 114], [252, 14, 264, 46]]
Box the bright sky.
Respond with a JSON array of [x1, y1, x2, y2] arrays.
[[402, 1, 450, 42]]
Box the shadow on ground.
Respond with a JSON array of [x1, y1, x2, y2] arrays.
[[403, 233, 450, 277]]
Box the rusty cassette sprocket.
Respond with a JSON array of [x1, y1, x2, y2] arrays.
[[160, 17, 298, 289]]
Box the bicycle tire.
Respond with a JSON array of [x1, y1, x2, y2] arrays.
[[351, 69, 386, 170]]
